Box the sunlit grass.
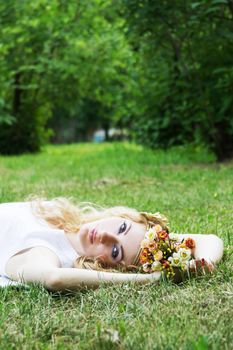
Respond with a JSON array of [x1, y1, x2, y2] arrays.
[[0, 142, 232, 349]]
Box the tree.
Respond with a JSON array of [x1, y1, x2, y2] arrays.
[[123, 0, 233, 160], [0, 0, 135, 153]]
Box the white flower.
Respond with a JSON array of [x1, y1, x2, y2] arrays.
[[145, 228, 157, 242], [168, 253, 181, 267], [151, 261, 162, 271], [180, 261, 189, 271], [142, 263, 151, 273], [169, 233, 179, 241], [178, 248, 191, 261], [153, 250, 163, 261], [140, 239, 150, 249]]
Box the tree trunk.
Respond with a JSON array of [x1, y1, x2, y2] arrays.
[[13, 71, 22, 116], [104, 125, 109, 141]]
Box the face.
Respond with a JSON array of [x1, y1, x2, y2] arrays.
[[73, 217, 146, 266]]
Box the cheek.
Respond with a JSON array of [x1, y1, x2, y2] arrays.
[[87, 243, 111, 258]]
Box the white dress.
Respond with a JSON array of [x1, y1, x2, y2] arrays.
[[0, 202, 79, 277]]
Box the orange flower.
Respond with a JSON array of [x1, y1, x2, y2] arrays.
[[140, 249, 149, 264], [157, 230, 169, 240], [162, 260, 170, 269], [148, 242, 157, 252], [184, 238, 196, 249], [142, 249, 149, 256], [140, 256, 148, 264]]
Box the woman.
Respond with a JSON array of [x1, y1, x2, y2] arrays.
[[0, 198, 224, 291]]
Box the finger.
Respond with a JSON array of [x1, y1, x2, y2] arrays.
[[196, 259, 202, 269], [189, 259, 197, 275], [200, 259, 206, 275], [189, 259, 215, 275], [193, 259, 207, 275], [200, 258, 215, 274], [204, 259, 215, 273]]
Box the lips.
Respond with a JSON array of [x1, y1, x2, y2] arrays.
[[89, 228, 97, 244]]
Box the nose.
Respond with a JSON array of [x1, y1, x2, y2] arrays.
[[99, 231, 118, 244]]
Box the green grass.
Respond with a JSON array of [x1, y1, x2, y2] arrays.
[[0, 142, 232, 350]]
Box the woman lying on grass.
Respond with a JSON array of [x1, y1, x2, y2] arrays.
[[0, 199, 223, 291]]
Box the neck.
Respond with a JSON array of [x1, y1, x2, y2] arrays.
[[66, 231, 85, 256]]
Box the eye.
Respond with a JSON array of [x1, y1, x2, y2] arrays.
[[118, 221, 127, 234], [111, 244, 119, 259]]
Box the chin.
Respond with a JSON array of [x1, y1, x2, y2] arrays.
[[79, 225, 88, 240]]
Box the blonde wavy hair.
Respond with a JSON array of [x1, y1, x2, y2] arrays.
[[33, 198, 169, 273]]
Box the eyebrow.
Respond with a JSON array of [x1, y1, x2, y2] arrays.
[[120, 245, 124, 261], [120, 221, 132, 262], [126, 222, 131, 235]]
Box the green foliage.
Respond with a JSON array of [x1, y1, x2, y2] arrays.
[[124, 0, 233, 160], [0, 0, 232, 158], [0, 0, 134, 153]]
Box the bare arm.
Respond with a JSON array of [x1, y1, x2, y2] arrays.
[[6, 247, 160, 291], [19, 266, 161, 291], [176, 233, 224, 267]]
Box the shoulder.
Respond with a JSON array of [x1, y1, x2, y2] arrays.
[[5, 246, 61, 279], [0, 202, 32, 216]]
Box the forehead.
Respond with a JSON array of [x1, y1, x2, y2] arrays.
[[98, 216, 146, 265], [121, 220, 146, 265]]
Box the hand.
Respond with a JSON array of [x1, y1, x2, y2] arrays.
[[189, 258, 215, 275]]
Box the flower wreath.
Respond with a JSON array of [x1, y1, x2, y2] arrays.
[[139, 224, 196, 278]]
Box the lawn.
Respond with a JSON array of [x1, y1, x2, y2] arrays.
[[0, 142, 232, 350]]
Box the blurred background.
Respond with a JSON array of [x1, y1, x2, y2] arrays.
[[0, 0, 232, 160]]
